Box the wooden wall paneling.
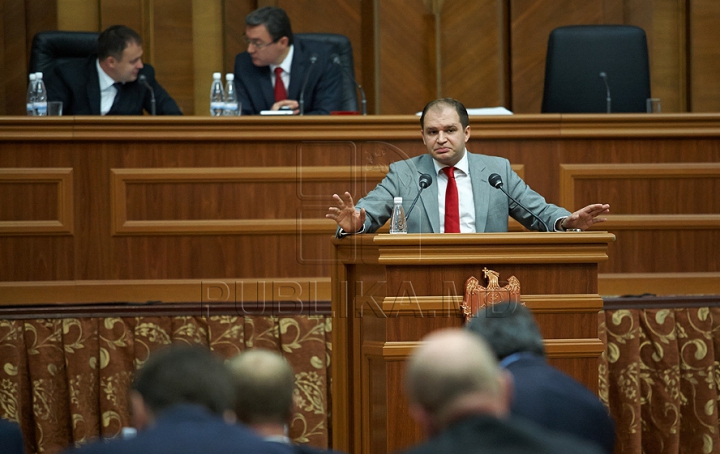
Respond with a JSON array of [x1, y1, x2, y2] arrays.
[[441, 0, 507, 108], [625, 0, 686, 113], [1, 0, 30, 115], [151, 0, 194, 114], [57, 0, 100, 31], [377, 0, 435, 114], [192, 0, 223, 117], [689, 0, 720, 112], [510, 0, 607, 113], [99, 0, 145, 39]]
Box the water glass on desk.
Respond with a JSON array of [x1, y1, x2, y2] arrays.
[[47, 101, 63, 116], [646, 98, 661, 113]]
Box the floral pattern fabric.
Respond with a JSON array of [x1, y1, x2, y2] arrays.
[[0, 315, 332, 454]]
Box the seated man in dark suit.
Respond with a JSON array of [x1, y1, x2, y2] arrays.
[[0, 417, 24, 454], [46, 25, 181, 115], [228, 349, 343, 454], [62, 344, 286, 454], [466, 302, 616, 453], [398, 329, 604, 454], [233, 6, 342, 115]]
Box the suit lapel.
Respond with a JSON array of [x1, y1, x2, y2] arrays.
[[468, 152, 490, 232], [417, 155, 441, 233], [287, 42, 306, 101]]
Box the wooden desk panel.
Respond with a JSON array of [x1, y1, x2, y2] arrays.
[[1, 114, 719, 302]]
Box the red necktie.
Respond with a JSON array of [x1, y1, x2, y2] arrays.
[[274, 67, 287, 102], [443, 166, 460, 233]]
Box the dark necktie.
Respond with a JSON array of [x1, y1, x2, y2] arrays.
[[443, 166, 460, 233], [108, 82, 123, 114], [274, 67, 287, 102]]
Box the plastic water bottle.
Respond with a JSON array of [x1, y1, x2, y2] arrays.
[[33, 72, 48, 116], [26, 73, 37, 116], [389, 197, 408, 234], [210, 72, 224, 116], [223, 73, 240, 116]]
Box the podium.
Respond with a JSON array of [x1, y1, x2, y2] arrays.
[[330, 232, 615, 454]]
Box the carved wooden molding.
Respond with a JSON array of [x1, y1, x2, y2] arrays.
[[560, 163, 720, 229], [110, 167, 385, 235], [0, 277, 331, 306], [361, 338, 604, 360], [0, 168, 74, 235]]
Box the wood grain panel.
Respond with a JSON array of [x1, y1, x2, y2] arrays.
[[0, 277, 330, 305], [1, 0, 29, 116], [57, 0, 100, 31], [441, 0, 506, 107], [99, 0, 145, 38], [0, 168, 74, 235], [223, 0, 257, 75], [193, 0, 223, 117], [510, 0, 605, 113], [689, 0, 720, 112], [378, 0, 434, 114], [599, 272, 720, 296], [152, 0, 194, 114]]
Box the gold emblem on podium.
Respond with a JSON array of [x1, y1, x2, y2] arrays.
[[461, 268, 522, 322]]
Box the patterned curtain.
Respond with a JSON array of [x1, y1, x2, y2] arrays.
[[0, 315, 332, 454], [599, 307, 720, 454]]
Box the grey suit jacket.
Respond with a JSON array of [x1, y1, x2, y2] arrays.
[[354, 152, 570, 233]]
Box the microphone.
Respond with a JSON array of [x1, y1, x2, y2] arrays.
[[599, 72, 611, 114], [331, 53, 367, 115], [138, 75, 156, 116], [488, 173, 550, 232], [405, 173, 433, 219], [299, 54, 318, 116]]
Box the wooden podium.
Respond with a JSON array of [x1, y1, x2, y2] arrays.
[[330, 232, 615, 454]]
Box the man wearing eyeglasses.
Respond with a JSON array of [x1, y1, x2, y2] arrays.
[[233, 6, 342, 115]]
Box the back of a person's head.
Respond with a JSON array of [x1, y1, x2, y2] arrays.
[[227, 349, 295, 425], [132, 344, 235, 416], [245, 6, 294, 45], [97, 25, 142, 61], [466, 302, 545, 360], [406, 329, 501, 416]]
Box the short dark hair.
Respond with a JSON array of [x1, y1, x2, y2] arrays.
[[227, 349, 295, 425], [97, 25, 142, 61], [466, 302, 546, 360], [420, 98, 469, 130], [245, 6, 294, 46], [132, 344, 235, 416]]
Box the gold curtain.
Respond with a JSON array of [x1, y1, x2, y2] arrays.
[[599, 308, 720, 454], [0, 315, 332, 454]]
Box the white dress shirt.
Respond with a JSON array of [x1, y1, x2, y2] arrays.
[[96, 60, 119, 115]]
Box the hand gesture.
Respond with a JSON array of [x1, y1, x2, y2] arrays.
[[562, 204, 610, 231], [326, 192, 366, 233]]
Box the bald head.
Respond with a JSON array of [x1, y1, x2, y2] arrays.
[[227, 349, 295, 425], [406, 329, 510, 429]]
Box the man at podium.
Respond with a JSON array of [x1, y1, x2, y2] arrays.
[[327, 98, 609, 234]]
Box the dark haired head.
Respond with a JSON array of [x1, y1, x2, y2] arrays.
[[97, 25, 142, 61], [466, 302, 546, 360], [132, 344, 235, 416], [420, 98, 469, 130], [245, 6, 294, 46]]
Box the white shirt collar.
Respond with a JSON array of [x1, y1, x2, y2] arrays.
[[433, 149, 470, 176], [96, 59, 117, 91], [270, 44, 294, 76]]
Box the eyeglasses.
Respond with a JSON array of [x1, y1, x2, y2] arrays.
[[243, 35, 280, 50]]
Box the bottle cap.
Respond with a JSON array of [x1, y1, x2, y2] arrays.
[[29, 73, 37, 80], [394, 197, 403, 204], [226, 73, 234, 81], [35, 72, 43, 79], [212, 72, 222, 79]]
